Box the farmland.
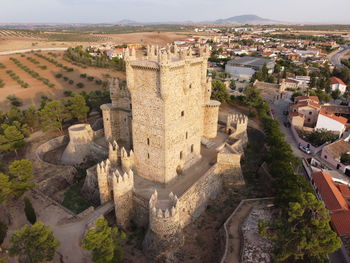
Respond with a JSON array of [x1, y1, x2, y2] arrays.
[[0, 51, 125, 110]]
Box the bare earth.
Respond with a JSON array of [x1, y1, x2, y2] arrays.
[[0, 51, 125, 110]]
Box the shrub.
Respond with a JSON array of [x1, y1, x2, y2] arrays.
[[87, 76, 94, 81], [63, 90, 73, 97], [63, 76, 69, 81], [76, 82, 84, 88], [68, 80, 74, 85], [95, 79, 102, 85], [24, 196, 36, 224], [80, 73, 87, 78], [7, 95, 23, 107], [55, 73, 62, 78]]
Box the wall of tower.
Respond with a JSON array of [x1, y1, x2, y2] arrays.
[[101, 104, 119, 142], [127, 53, 211, 183], [203, 101, 221, 139], [113, 170, 134, 228], [96, 160, 111, 204]]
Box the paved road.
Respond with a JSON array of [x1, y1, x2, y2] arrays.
[[329, 45, 350, 68]]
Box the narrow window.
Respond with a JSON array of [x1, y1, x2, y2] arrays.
[[180, 151, 183, 160], [181, 111, 184, 117], [148, 153, 150, 159], [309, 112, 312, 115], [307, 118, 311, 122], [186, 132, 188, 139], [189, 84, 192, 89], [147, 138, 150, 145], [191, 144, 194, 153], [130, 103, 132, 110]]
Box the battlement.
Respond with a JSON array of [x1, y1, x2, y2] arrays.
[[226, 113, 248, 136], [112, 169, 134, 196], [108, 140, 119, 166], [149, 191, 179, 219], [96, 159, 111, 204], [149, 191, 180, 236], [121, 147, 134, 172], [125, 44, 210, 66]]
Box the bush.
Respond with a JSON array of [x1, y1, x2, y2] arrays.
[[7, 95, 23, 107], [76, 82, 84, 89], [80, 73, 87, 78], [63, 90, 73, 97], [63, 76, 69, 81], [69, 80, 74, 85], [0, 221, 7, 245], [24, 196, 36, 224], [55, 73, 62, 78], [87, 76, 94, 81]]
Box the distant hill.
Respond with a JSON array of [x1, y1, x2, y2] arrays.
[[212, 14, 285, 25]]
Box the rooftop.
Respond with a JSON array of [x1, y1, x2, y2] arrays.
[[323, 140, 350, 160], [331, 77, 346, 86], [312, 171, 349, 212], [227, 56, 274, 69]]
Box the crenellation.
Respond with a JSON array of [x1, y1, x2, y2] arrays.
[[96, 160, 111, 204]]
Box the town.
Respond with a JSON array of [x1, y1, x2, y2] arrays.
[[1, 5, 350, 263]]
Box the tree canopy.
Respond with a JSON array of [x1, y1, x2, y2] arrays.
[[83, 218, 125, 263], [211, 80, 230, 103], [39, 100, 70, 133], [9, 222, 59, 263]]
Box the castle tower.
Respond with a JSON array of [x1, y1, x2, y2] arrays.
[[143, 191, 184, 260], [108, 140, 119, 166], [125, 44, 219, 184], [203, 100, 221, 139], [226, 113, 248, 135], [120, 147, 134, 173], [61, 124, 94, 165], [96, 159, 111, 204], [112, 169, 134, 228], [101, 78, 132, 147]]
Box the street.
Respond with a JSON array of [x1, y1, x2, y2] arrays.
[[328, 45, 350, 68], [270, 99, 350, 183]]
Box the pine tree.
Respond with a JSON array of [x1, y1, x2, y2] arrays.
[[9, 222, 59, 263], [67, 94, 89, 121], [83, 218, 125, 263], [260, 192, 341, 262], [24, 196, 37, 224], [0, 125, 25, 155], [39, 100, 69, 133]]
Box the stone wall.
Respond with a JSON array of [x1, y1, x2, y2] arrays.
[[203, 100, 221, 139], [178, 165, 222, 226]]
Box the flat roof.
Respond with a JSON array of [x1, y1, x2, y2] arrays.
[[227, 56, 274, 69]]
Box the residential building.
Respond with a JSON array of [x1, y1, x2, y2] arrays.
[[315, 110, 347, 135], [331, 77, 347, 94], [321, 140, 350, 175]]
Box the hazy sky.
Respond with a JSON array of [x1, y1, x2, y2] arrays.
[[1, 0, 349, 24]]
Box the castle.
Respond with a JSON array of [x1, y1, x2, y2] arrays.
[[72, 44, 248, 260]]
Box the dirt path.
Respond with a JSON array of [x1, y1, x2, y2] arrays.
[[221, 199, 262, 263]]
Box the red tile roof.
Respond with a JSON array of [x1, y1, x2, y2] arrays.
[[338, 184, 350, 199], [312, 171, 349, 212], [331, 77, 346, 86], [295, 96, 320, 103], [319, 109, 348, 125], [331, 211, 350, 235]]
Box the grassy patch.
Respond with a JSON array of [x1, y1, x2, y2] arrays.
[[62, 181, 90, 213]]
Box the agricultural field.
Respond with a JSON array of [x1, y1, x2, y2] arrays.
[[0, 51, 125, 110], [0, 29, 190, 52]]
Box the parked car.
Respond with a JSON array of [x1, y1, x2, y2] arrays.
[[299, 145, 311, 154]]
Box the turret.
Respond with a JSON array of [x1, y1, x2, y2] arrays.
[[96, 160, 111, 204], [226, 113, 248, 136], [148, 191, 180, 236], [121, 147, 134, 172], [112, 169, 134, 228], [108, 140, 119, 166]]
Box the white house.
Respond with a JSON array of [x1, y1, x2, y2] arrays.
[[330, 77, 347, 94], [315, 110, 347, 136]]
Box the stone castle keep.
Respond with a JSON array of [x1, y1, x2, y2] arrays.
[[61, 44, 248, 260]]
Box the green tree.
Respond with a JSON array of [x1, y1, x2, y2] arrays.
[[211, 70, 217, 79], [0, 125, 25, 155], [23, 106, 39, 132], [331, 89, 341, 100], [67, 94, 89, 121], [260, 192, 341, 262], [40, 100, 69, 134], [9, 222, 59, 263], [211, 80, 230, 103], [24, 196, 37, 224], [8, 160, 34, 198], [229, 80, 236, 90], [83, 218, 125, 263], [0, 173, 12, 204], [341, 153, 350, 165]]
